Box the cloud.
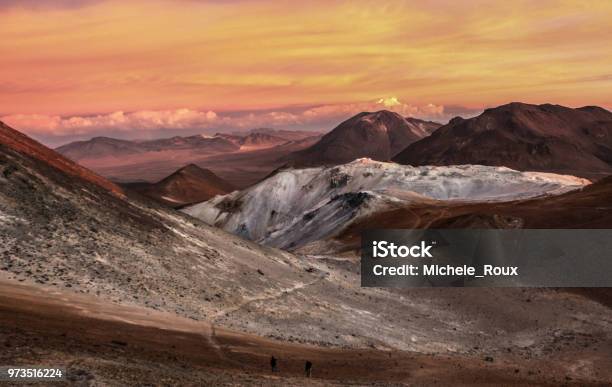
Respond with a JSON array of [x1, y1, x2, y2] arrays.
[[1, 109, 219, 136], [1, 98, 479, 146]]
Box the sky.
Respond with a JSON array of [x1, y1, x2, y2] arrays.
[[0, 0, 611, 146]]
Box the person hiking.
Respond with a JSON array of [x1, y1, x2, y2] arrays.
[[270, 356, 277, 372], [304, 360, 312, 378]]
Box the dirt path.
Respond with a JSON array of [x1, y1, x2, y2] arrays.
[[211, 274, 328, 321]]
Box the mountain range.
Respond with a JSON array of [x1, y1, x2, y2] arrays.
[[393, 102, 612, 179], [2, 119, 612, 384], [56, 134, 240, 161], [54, 128, 322, 187]]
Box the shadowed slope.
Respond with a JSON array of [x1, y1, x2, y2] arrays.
[[393, 103, 612, 180], [123, 164, 235, 207], [288, 110, 440, 167]]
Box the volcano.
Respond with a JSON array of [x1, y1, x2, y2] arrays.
[[393, 102, 612, 179], [287, 110, 440, 167], [123, 163, 235, 207]]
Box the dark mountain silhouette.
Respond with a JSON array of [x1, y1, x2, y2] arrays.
[[123, 164, 235, 207], [286, 110, 440, 167], [393, 102, 612, 179]]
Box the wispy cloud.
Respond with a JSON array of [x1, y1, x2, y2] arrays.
[[2, 99, 479, 146]]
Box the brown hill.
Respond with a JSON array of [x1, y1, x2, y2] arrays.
[[0, 119, 326, 334], [336, 176, 612, 254], [123, 164, 235, 207], [0, 121, 123, 196], [287, 110, 440, 167], [393, 102, 612, 179]]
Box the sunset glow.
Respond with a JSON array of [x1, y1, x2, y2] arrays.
[[1, 0, 611, 143]]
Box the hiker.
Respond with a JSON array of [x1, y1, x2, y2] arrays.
[[270, 356, 277, 372], [305, 360, 312, 378]]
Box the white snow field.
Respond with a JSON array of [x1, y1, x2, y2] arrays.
[[183, 158, 590, 249]]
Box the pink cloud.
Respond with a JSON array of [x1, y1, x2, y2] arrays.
[[2, 99, 472, 146]]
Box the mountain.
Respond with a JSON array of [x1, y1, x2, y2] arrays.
[[54, 129, 322, 187], [214, 131, 289, 150], [336, 175, 612, 254], [183, 158, 588, 251], [122, 164, 235, 207], [286, 110, 441, 167], [0, 120, 315, 325], [143, 135, 239, 153], [2, 121, 611, 385], [57, 134, 240, 161], [393, 102, 612, 179], [0, 122, 123, 196], [247, 127, 324, 141], [55, 136, 146, 160]]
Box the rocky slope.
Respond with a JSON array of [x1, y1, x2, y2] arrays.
[[287, 110, 440, 167], [393, 102, 612, 179], [1, 121, 612, 383], [122, 164, 236, 208], [0, 120, 319, 324], [331, 175, 612, 255], [183, 158, 589, 250]]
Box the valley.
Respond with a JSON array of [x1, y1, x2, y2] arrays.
[[1, 103, 612, 385]]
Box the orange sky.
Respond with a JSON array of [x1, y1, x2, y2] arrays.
[[0, 0, 611, 142]]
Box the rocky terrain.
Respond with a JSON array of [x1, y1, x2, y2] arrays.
[[3, 279, 610, 386], [122, 164, 235, 208], [287, 110, 440, 167], [184, 158, 589, 250], [393, 103, 612, 180], [1, 121, 612, 385], [329, 175, 612, 255]]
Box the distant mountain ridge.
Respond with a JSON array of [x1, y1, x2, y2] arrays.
[[286, 110, 441, 167], [393, 102, 612, 179], [56, 128, 320, 162], [56, 134, 240, 161]]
